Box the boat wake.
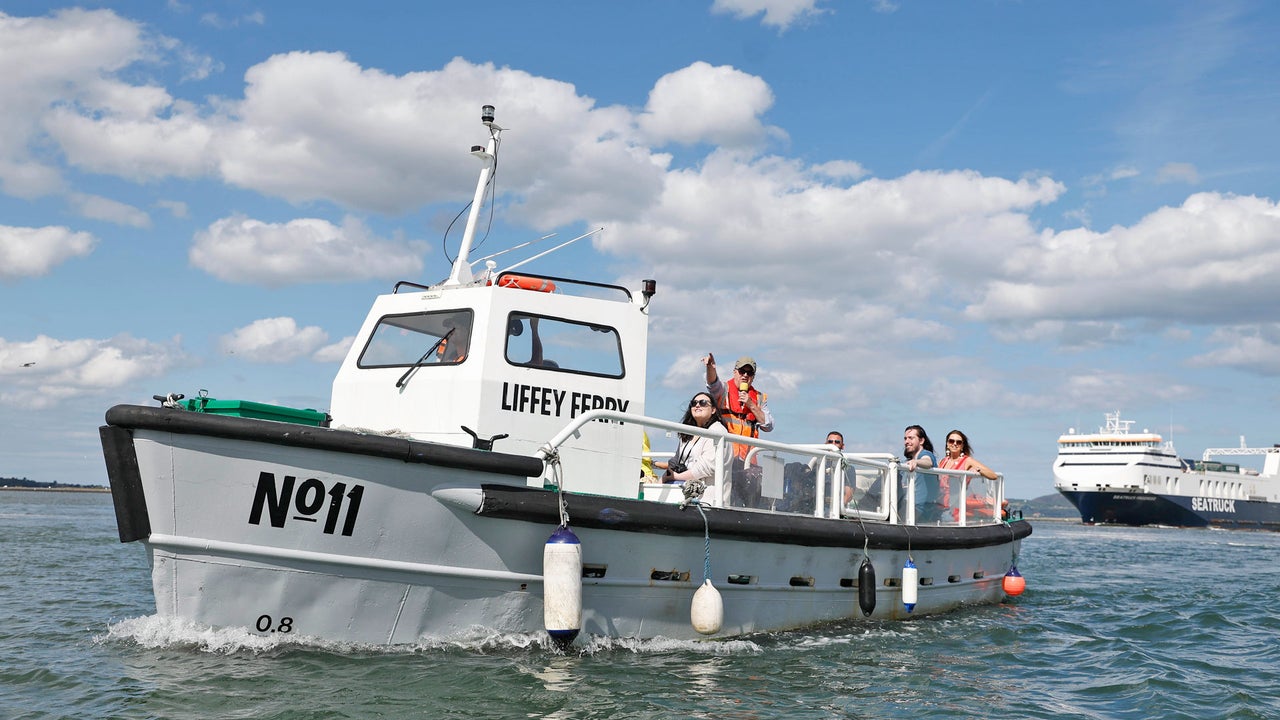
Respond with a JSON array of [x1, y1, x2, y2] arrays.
[[579, 634, 761, 656], [97, 614, 762, 656]]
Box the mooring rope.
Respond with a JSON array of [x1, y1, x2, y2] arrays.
[[542, 447, 570, 527], [692, 500, 712, 583]]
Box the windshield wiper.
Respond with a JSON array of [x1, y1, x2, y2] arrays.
[[396, 327, 454, 389]]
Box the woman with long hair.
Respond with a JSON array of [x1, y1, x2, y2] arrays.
[[657, 392, 727, 485], [938, 429, 998, 520], [938, 430, 997, 479]]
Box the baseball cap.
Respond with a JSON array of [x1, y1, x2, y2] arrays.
[[734, 356, 757, 371]]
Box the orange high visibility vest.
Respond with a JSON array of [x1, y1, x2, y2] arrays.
[[718, 384, 766, 460]]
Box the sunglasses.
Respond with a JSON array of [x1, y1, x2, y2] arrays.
[[690, 399, 713, 408], [737, 366, 755, 376], [947, 438, 963, 445], [827, 439, 844, 445]]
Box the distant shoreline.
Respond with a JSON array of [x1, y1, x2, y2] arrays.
[[0, 486, 110, 494]]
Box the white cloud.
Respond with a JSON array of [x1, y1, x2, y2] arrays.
[[967, 192, 1280, 324], [190, 214, 427, 286], [1188, 325, 1280, 375], [812, 160, 868, 181], [1111, 165, 1140, 180], [155, 199, 189, 218], [1081, 165, 1141, 199], [989, 320, 1131, 350], [637, 62, 779, 148], [6, 10, 1280, 365], [219, 317, 328, 363], [217, 53, 635, 215], [68, 193, 151, 227], [0, 8, 171, 196], [0, 225, 96, 279], [594, 155, 1064, 311], [0, 334, 182, 408], [711, 0, 830, 30], [313, 336, 354, 363], [46, 105, 218, 182], [200, 11, 266, 29]]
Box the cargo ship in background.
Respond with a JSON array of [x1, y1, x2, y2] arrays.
[[1053, 411, 1280, 530]]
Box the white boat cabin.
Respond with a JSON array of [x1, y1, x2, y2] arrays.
[[329, 271, 652, 499]]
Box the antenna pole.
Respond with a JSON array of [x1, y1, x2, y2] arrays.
[[447, 105, 502, 285]]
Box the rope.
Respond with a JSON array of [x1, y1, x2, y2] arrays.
[[843, 457, 876, 561], [1008, 522, 1019, 566], [693, 500, 712, 583], [679, 479, 707, 507], [542, 447, 570, 527]]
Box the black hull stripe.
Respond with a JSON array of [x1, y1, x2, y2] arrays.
[[477, 484, 1033, 551]]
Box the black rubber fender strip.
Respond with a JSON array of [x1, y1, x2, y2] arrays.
[[477, 484, 1033, 551], [99, 425, 151, 543], [103, 404, 544, 478]]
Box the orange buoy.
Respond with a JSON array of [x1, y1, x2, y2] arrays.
[[495, 274, 557, 292], [1002, 565, 1026, 597]]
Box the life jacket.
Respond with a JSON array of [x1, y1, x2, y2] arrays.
[[718, 383, 765, 460]]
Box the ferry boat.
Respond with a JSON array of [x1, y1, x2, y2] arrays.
[[99, 106, 1031, 646], [1053, 411, 1280, 530]]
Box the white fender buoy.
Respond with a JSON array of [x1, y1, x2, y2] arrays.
[[902, 558, 918, 613], [691, 579, 723, 635], [543, 525, 582, 649]]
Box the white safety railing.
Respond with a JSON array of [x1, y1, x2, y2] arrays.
[[908, 466, 1005, 526], [541, 409, 1005, 526]]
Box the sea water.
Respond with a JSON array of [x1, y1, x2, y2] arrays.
[[2, 489, 1278, 719]]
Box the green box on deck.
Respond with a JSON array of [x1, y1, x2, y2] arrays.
[[180, 397, 329, 426]]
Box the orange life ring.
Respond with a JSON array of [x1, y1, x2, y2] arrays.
[[966, 495, 994, 518], [493, 274, 557, 292]]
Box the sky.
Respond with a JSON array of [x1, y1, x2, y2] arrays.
[[2, 0, 1280, 501]]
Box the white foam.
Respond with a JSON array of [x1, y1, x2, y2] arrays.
[[97, 615, 763, 656]]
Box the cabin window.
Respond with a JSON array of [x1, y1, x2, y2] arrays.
[[357, 310, 475, 368], [505, 313, 624, 378]]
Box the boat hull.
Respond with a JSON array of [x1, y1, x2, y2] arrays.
[[103, 405, 1031, 644], [1058, 490, 1280, 531]]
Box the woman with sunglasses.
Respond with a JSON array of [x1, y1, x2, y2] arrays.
[[657, 392, 727, 485], [936, 430, 998, 520], [939, 430, 997, 479]]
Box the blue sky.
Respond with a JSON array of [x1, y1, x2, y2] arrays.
[[3, 1, 1280, 500]]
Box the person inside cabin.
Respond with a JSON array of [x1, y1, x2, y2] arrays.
[[529, 316, 560, 368], [435, 315, 471, 364], [899, 424, 939, 520], [703, 353, 774, 508], [509, 315, 558, 368], [937, 429, 998, 521], [654, 392, 727, 486]]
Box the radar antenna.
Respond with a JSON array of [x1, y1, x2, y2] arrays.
[[446, 104, 502, 286]]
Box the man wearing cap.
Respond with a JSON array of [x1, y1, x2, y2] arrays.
[[702, 352, 774, 508]]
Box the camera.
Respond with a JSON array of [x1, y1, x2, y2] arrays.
[[667, 461, 688, 475]]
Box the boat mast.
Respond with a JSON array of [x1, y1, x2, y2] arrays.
[[446, 104, 502, 286]]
